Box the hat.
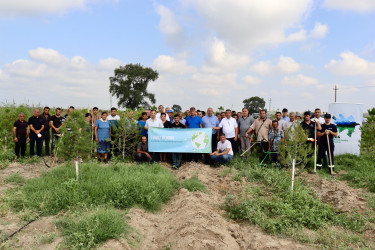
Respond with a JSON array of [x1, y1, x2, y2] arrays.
[[167, 109, 173, 113], [296, 112, 301, 117], [325, 113, 331, 118]]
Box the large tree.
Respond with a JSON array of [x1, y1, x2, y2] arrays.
[[171, 104, 182, 113], [109, 64, 159, 109], [243, 96, 266, 114]]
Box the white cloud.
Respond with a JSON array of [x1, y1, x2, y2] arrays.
[[251, 55, 301, 76], [286, 22, 328, 42], [0, 0, 116, 17], [286, 30, 307, 42], [310, 22, 328, 38], [152, 55, 197, 75], [323, 0, 375, 13], [29, 48, 69, 65], [283, 74, 318, 86], [325, 51, 375, 76], [243, 75, 261, 85]]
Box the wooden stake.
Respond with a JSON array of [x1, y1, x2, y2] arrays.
[[327, 134, 334, 175], [75, 161, 79, 181], [291, 158, 296, 191], [313, 122, 317, 174]]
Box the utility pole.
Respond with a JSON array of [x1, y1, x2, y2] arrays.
[[109, 93, 112, 109], [268, 98, 271, 113], [333, 84, 338, 102]]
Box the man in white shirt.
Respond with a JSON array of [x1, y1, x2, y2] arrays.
[[145, 110, 163, 130], [285, 112, 298, 132], [107, 107, 121, 158], [275, 112, 286, 132], [156, 105, 170, 121], [311, 108, 325, 124], [209, 133, 233, 164], [213, 109, 238, 155]]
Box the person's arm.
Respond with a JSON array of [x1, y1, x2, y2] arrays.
[[316, 121, 322, 131], [209, 149, 219, 156], [245, 125, 254, 138], [234, 125, 238, 141], [109, 127, 112, 140], [317, 130, 324, 137], [27, 127, 30, 142], [137, 146, 151, 158], [216, 148, 230, 156], [40, 125, 45, 133], [29, 124, 37, 134], [13, 127, 18, 142], [95, 126, 99, 142]]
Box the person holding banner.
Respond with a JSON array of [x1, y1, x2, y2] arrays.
[[202, 107, 220, 164], [185, 107, 203, 162], [209, 133, 234, 164], [145, 110, 163, 162], [317, 114, 337, 174], [171, 114, 185, 169]]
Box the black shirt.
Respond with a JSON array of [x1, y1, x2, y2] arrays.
[[163, 121, 172, 128], [320, 123, 337, 145], [300, 120, 316, 138], [42, 114, 51, 133], [28, 115, 46, 132], [50, 115, 64, 133], [171, 123, 185, 129], [13, 120, 28, 137]]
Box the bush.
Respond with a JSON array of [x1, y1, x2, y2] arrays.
[[8, 163, 179, 215], [181, 176, 207, 192], [57, 207, 129, 249], [4, 172, 26, 184]]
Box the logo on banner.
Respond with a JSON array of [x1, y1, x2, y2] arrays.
[[191, 131, 210, 150]]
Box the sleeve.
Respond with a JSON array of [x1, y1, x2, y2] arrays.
[[27, 117, 32, 125], [95, 120, 99, 127], [218, 120, 223, 128], [234, 119, 238, 128], [280, 130, 284, 138], [13, 121, 18, 127], [332, 125, 338, 133], [226, 140, 232, 149], [199, 117, 203, 125], [137, 142, 142, 150], [216, 117, 220, 126], [250, 121, 255, 130], [185, 117, 189, 126]]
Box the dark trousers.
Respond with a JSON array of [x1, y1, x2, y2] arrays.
[[51, 133, 60, 155], [187, 153, 199, 162], [304, 141, 314, 168], [271, 150, 279, 163], [109, 136, 120, 159], [30, 133, 43, 157], [42, 131, 50, 155], [15, 135, 27, 157], [317, 142, 334, 166], [258, 141, 269, 161], [135, 153, 152, 163], [204, 133, 218, 164], [227, 137, 238, 156]]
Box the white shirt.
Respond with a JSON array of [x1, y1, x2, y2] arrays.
[[219, 117, 238, 138], [107, 115, 120, 121], [145, 118, 163, 128], [311, 117, 324, 124], [156, 112, 170, 121], [217, 139, 233, 156], [277, 119, 286, 130], [285, 120, 298, 131]]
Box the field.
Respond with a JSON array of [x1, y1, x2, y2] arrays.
[[1, 105, 375, 249]]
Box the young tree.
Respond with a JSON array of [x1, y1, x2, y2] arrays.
[[243, 96, 265, 114], [361, 107, 375, 158], [171, 104, 182, 113], [109, 64, 159, 109]]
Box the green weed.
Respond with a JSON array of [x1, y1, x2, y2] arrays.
[[4, 172, 26, 184], [181, 176, 207, 192], [57, 207, 129, 249]]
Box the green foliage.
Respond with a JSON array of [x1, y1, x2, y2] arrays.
[[335, 154, 375, 192], [181, 176, 207, 192], [217, 106, 224, 113], [223, 162, 370, 240], [57, 207, 129, 249], [58, 111, 92, 161], [109, 63, 159, 109], [278, 124, 313, 167], [361, 107, 375, 158], [171, 104, 182, 113], [7, 163, 179, 215], [4, 172, 26, 184], [242, 96, 265, 114]]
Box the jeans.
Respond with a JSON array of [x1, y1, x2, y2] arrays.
[[30, 132, 43, 157], [135, 153, 152, 163], [211, 154, 233, 164], [317, 142, 334, 166], [42, 131, 50, 155], [51, 133, 61, 155], [15, 135, 27, 157], [172, 153, 182, 167]]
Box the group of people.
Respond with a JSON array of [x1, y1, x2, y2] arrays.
[[12, 104, 337, 173]]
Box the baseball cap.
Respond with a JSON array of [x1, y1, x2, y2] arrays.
[[167, 109, 173, 113]]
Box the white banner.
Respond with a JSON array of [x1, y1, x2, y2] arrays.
[[328, 103, 364, 156]]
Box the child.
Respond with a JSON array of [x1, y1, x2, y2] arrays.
[[13, 112, 29, 158]]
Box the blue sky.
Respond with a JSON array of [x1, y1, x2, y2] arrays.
[[1, 0, 375, 112]]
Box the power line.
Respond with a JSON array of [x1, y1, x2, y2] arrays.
[[338, 85, 375, 89]]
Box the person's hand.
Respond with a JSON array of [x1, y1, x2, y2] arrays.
[[209, 153, 213, 156], [268, 147, 271, 152], [27, 137, 30, 142], [325, 130, 330, 135], [217, 135, 220, 141], [14, 137, 18, 143], [245, 133, 248, 138], [214, 152, 219, 156], [56, 128, 60, 133], [95, 138, 99, 142], [145, 152, 150, 158], [234, 137, 237, 142]]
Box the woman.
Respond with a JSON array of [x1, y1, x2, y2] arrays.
[[161, 113, 171, 128], [95, 111, 111, 163]]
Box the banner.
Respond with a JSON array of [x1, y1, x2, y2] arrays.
[[148, 127, 212, 153], [328, 103, 364, 156]]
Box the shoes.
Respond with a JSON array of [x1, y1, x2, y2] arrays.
[[97, 158, 101, 163], [172, 165, 178, 170], [104, 159, 108, 163]]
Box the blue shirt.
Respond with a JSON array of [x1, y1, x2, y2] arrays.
[[202, 115, 220, 134], [137, 120, 147, 136], [281, 116, 290, 122], [269, 129, 284, 151], [185, 115, 202, 128]]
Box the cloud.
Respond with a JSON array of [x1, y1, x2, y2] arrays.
[[0, 48, 124, 107], [283, 74, 318, 86], [152, 55, 197, 75], [325, 51, 375, 76], [0, 0, 116, 17], [323, 0, 375, 13], [310, 22, 328, 38], [243, 75, 261, 85], [251, 55, 301, 76], [286, 22, 328, 42]]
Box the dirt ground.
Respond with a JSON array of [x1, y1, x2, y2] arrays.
[[1, 161, 374, 249]]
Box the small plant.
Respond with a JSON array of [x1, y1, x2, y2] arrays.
[[181, 176, 207, 192], [57, 207, 129, 249], [4, 172, 26, 184], [39, 231, 57, 244]]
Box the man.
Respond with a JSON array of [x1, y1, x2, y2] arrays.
[[237, 112, 242, 119], [108, 107, 121, 158], [216, 113, 221, 121], [167, 109, 174, 123], [92, 107, 100, 125], [209, 133, 234, 164], [295, 112, 302, 121], [28, 108, 45, 157], [220, 112, 225, 120], [197, 110, 203, 118], [238, 108, 254, 157], [275, 112, 286, 132], [156, 105, 170, 121], [213, 109, 238, 155], [50, 108, 64, 155], [137, 112, 148, 136], [245, 109, 273, 156], [300, 111, 322, 168], [202, 107, 220, 164], [135, 136, 152, 163], [185, 107, 203, 162], [144, 108, 151, 119], [171, 114, 185, 169], [41, 107, 51, 155], [284, 112, 298, 133], [13, 112, 29, 158], [145, 110, 164, 162], [178, 111, 186, 125], [311, 108, 325, 124], [184, 110, 190, 118], [268, 120, 285, 163], [64, 106, 74, 132], [317, 114, 338, 174], [281, 108, 290, 122]]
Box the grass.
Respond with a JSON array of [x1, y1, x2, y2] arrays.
[[57, 207, 129, 249], [6, 162, 179, 215], [181, 176, 207, 192], [4, 172, 26, 184], [223, 157, 373, 248], [335, 153, 375, 192]]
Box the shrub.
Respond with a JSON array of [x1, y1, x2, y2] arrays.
[[181, 176, 207, 192]]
